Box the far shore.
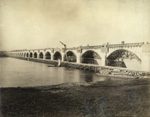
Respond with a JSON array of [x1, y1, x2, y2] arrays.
[[1, 78, 150, 117]]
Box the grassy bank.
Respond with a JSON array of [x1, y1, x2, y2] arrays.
[[1, 78, 150, 117]]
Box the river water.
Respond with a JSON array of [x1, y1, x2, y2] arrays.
[[0, 57, 131, 87]]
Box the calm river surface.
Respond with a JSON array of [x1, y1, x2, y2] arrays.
[[0, 57, 131, 87]]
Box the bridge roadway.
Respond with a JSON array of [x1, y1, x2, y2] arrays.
[[6, 42, 150, 78]]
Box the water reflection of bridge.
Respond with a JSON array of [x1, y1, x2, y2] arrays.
[[7, 42, 150, 72]]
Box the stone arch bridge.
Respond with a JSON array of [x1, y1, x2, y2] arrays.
[[7, 42, 150, 72]]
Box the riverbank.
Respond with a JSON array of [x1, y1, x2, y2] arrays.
[[1, 78, 150, 117]]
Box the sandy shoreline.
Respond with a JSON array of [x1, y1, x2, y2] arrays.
[[1, 78, 150, 117]]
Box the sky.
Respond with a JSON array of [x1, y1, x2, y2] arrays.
[[0, 0, 150, 51]]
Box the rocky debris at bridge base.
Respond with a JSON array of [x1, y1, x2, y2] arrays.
[[1, 78, 150, 117], [10, 56, 150, 79]]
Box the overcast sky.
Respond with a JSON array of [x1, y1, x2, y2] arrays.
[[0, 0, 150, 51]]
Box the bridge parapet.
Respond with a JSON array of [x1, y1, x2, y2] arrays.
[[9, 42, 145, 53], [66, 42, 144, 50], [142, 43, 150, 53], [10, 49, 27, 52], [81, 45, 102, 49], [54, 48, 61, 52], [108, 42, 144, 48], [66, 47, 77, 50]]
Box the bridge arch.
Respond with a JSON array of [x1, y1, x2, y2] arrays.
[[29, 52, 33, 58], [81, 50, 101, 65], [64, 51, 76, 62], [107, 47, 142, 59], [53, 51, 62, 60], [34, 52, 38, 58], [45, 51, 51, 59], [24, 53, 26, 57], [39, 52, 44, 59], [26, 53, 29, 57], [106, 49, 141, 70]]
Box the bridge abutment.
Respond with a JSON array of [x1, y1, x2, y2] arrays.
[[140, 43, 150, 72], [141, 53, 150, 72]]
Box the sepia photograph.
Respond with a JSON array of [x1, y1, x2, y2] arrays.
[[0, 0, 150, 116]]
